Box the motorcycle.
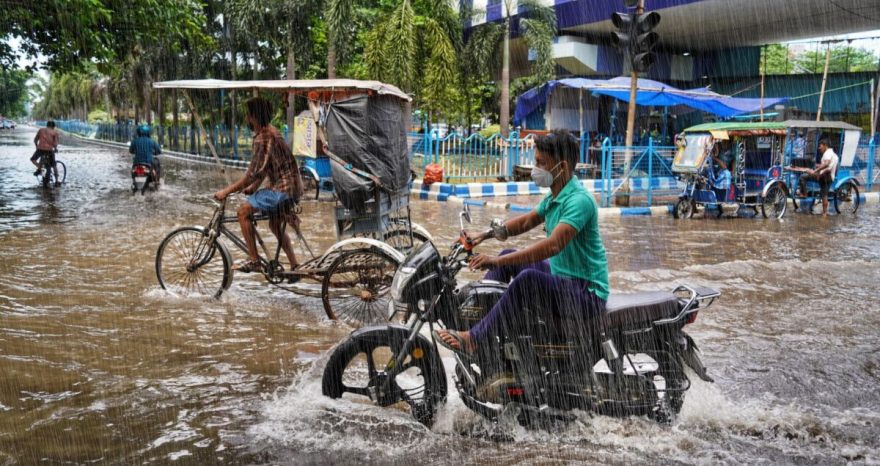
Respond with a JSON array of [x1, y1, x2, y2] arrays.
[[131, 163, 158, 195], [321, 207, 719, 427]]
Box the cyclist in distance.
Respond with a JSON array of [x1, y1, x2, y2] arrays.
[[32, 120, 61, 186]]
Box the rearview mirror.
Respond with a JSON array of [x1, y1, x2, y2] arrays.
[[459, 204, 472, 230]]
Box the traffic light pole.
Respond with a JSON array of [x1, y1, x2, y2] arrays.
[[618, 0, 644, 207]]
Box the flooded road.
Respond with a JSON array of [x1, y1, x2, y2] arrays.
[[1, 126, 879, 464]]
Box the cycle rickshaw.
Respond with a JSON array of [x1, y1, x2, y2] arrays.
[[152, 79, 432, 324], [781, 120, 862, 215], [672, 122, 789, 219]]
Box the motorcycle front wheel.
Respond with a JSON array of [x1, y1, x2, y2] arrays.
[[322, 330, 447, 426]]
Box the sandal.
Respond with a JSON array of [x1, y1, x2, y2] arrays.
[[235, 259, 264, 274], [432, 329, 474, 357]]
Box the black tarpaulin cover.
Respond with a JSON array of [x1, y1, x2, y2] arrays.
[[330, 157, 374, 209], [325, 94, 410, 193]]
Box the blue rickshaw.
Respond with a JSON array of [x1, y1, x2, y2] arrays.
[[672, 122, 789, 219], [782, 121, 862, 215]]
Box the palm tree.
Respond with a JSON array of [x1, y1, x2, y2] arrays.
[[463, 0, 556, 136]]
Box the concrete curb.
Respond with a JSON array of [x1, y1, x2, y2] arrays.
[[411, 177, 680, 199]]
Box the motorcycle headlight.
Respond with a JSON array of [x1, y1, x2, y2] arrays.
[[390, 266, 417, 302]]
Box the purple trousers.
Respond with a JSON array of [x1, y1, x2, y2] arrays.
[[470, 249, 606, 344]]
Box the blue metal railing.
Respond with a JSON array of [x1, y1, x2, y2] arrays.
[[39, 120, 879, 206]]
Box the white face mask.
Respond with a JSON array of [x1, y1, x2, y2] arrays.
[[531, 162, 562, 188]]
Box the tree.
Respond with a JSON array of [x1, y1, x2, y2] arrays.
[[363, 0, 462, 118], [461, 0, 556, 136], [794, 45, 879, 73], [1, 0, 209, 72], [0, 68, 31, 117], [760, 44, 795, 75]]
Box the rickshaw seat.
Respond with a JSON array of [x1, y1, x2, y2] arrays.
[[604, 291, 681, 327]]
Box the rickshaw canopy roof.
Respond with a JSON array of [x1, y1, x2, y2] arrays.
[[152, 79, 411, 101], [781, 120, 862, 131], [682, 121, 787, 136]]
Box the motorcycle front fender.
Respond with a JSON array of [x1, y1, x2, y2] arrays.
[[349, 324, 445, 373], [681, 333, 714, 383]]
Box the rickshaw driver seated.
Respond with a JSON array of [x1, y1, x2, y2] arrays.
[[433, 130, 609, 356], [796, 139, 838, 216], [710, 149, 731, 203], [214, 97, 304, 274]]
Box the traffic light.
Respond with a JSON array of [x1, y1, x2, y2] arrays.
[[611, 12, 634, 53], [632, 11, 660, 72], [610, 11, 661, 73]]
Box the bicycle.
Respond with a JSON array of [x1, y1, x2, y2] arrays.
[[33, 151, 66, 188], [155, 195, 402, 324]]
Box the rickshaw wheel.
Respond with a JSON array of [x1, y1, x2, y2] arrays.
[[673, 198, 694, 219], [383, 229, 430, 255], [760, 184, 787, 219], [834, 182, 860, 215], [321, 248, 399, 325]]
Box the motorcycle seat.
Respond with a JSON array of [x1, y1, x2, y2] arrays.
[[604, 291, 681, 328]]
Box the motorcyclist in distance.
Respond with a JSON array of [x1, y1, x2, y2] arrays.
[[130, 124, 162, 184]]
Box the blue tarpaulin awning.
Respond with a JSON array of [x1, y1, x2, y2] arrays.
[[514, 76, 787, 125]]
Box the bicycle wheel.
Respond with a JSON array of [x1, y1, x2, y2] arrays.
[[834, 182, 860, 215], [382, 229, 430, 255], [672, 198, 694, 219], [53, 161, 67, 184], [156, 227, 233, 298], [760, 184, 787, 219], [321, 248, 399, 325]]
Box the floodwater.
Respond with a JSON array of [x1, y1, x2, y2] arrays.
[[1, 126, 879, 465]]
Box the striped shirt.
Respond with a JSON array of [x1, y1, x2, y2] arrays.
[[244, 126, 303, 200]]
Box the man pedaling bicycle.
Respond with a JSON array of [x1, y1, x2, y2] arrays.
[[32, 120, 61, 186], [213, 97, 305, 275]]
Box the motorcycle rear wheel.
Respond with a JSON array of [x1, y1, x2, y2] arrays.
[[322, 332, 446, 426]]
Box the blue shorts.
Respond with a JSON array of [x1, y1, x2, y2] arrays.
[[247, 189, 289, 214]]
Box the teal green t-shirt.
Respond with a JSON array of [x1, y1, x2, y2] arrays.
[[535, 176, 609, 300]]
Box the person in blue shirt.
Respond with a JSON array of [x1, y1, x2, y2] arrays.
[[711, 151, 731, 202], [129, 124, 162, 184]]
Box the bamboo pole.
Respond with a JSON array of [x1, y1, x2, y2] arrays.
[[816, 44, 832, 121], [183, 90, 232, 184], [619, 0, 644, 207], [760, 45, 766, 122]]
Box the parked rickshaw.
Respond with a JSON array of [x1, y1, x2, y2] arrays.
[[781, 120, 862, 215], [152, 79, 432, 325], [672, 122, 789, 219]]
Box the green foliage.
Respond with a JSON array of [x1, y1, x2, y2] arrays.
[[88, 109, 111, 123], [0, 68, 31, 117], [760, 44, 795, 75], [794, 45, 879, 73], [762, 44, 879, 75], [1, 0, 210, 72], [479, 124, 501, 138]]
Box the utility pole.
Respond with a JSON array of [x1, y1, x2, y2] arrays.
[[611, 0, 660, 206]]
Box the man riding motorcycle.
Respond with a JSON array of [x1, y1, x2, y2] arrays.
[[434, 129, 609, 356], [129, 124, 162, 185]]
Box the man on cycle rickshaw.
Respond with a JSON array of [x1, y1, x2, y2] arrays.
[[213, 97, 304, 274]]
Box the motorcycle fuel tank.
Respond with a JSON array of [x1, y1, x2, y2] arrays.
[[446, 280, 507, 331]]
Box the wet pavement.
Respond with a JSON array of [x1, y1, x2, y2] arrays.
[[1, 126, 879, 464]]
